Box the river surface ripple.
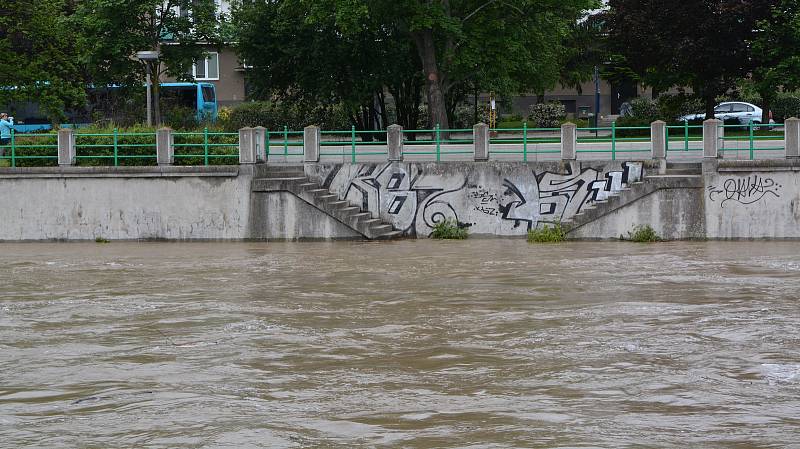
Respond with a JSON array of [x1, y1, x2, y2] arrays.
[[1, 241, 799, 448]]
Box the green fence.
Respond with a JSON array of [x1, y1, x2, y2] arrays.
[[266, 126, 304, 160], [402, 126, 474, 162], [0, 130, 59, 167], [666, 122, 704, 154], [575, 124, 652, 160], [719, 122, 785, 160], [174, 128, 239, 165], [74, 130, 158, 165], [321, 127, 388, 162], [489, 124, 561, 161]]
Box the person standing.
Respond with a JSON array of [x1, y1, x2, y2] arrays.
[[0, 113, 14, 158]]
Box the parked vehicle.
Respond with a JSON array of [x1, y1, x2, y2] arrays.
[[679, 102, 763, 124]]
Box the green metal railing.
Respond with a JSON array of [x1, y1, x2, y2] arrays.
[[719, 122, 785, 160], [265, 126, 304, 160], [74, 129, 157, 165], [576, 123, 651, 160], [0, 130, 59, 167], [402, 126, 474, 162], [489, 124, 561, 161], [321, 127, 388, 163], [666, 122, 704, 154], [173, 128, 239, 165]]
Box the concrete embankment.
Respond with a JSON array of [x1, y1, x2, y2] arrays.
[[0, 160, 798, 241]]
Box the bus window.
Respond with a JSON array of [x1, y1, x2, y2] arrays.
[[202, 86, 215, 103], [161, 86, 197, 109]]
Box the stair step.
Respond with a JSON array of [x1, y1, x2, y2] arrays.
[[362, 218, 383, 225], [307, 188, 329, 194], [260, 176, 306, 182], [369, 224, 394, 234], [374, 230, 404, 240], [328, 201, 349, 208]]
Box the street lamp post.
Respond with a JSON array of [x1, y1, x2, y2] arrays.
[[135, 51, 160, 127]]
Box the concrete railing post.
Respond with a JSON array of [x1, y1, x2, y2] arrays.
[[785, 117, 800, 159], [651, 120, 666, 160], [561, 122, 577, 160], [239, 127, 257, 164], [703, 119, 723, 159], [253, 126, 267, 162], [156, 127, 174, 166], [387, 124, 403, 161], [57, 128, 75, 166], [304, 125, 321, 162], [473, 123, 489, 161]]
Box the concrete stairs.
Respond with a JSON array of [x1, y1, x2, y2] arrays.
[[251, 165, 403, 240], [564, 162, 704, 232]]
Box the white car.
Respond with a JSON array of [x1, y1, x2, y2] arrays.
[[680, 102, 763, 124]]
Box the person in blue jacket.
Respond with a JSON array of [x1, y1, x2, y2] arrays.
[[0, 113, 13, 157]]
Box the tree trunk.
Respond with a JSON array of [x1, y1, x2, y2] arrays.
[[412, 29, 449, 130], [704, 93, 716, 121]]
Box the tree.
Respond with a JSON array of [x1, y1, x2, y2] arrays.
[[234, 0, 596, 130], [76, 0, 222, 124], [752, 0, 800, 115], [606, 0, 774, 118], [0, 0, 86, 123]]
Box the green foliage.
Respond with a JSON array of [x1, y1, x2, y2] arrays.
[[607, 0, 772, 117], [528, 102, 567, 128], [657, 93, 704, 122], [627, 225, 660, 243], [95, 237, 110, 244], [430, 220, 468, 240], [163, 107, 200, 130], [222, 102, 350, 131], [772, 95, 800, 122], [0, 0, 86, 123], [628, 97, 660, 122], [527, 222, 567, 243]]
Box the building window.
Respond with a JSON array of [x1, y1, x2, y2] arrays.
[[193, 53, 219, 81]]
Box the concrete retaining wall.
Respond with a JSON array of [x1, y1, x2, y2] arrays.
[[304, 161, 655, 238], [0, 167, 253, 241], [2, 160, 800, 241], [704, 160, 800, 239]]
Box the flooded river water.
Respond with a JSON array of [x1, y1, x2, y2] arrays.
[[1, 241, 799, 448]]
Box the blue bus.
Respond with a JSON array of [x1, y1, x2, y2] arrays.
[[1, 82, 218, 132]]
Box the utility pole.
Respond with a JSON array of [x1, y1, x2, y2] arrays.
[[594, 65, 600, 138]]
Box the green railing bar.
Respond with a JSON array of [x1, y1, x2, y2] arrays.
[[75, 155, 156, 159], [351, 125, 356, 163], [0, 155, 57, 159], [523, 122, 528, 162], [11, 130, 16, 167], [284, 126, 289, 158], [75, 144, 155, 148], [113, 128, 118, 166], [203, 127, 209, 166]]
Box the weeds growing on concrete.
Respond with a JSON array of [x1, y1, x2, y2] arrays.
[[95, 237, 110, 244], [527, 222, 567, 243], [430, 219, 468, 240], [627, 225, 660, 243]]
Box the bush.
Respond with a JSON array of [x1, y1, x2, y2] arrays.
[[528, 101, 566, 128], [451, 103, 477, 129], [657, 94, 704, 122], [627, 225, 660, 243], [527, 222, 567, 243], [163, 106, 199, 130], [430, 219, 468, 239], [772, 95, 800, 122], [627, 97, 660, 122], [221, 101, 350, 131], [614, 115, 652, 137]]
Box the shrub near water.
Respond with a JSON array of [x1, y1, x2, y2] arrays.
[[627, 225, 660, 243], [430, 219, 468, 240], [527, 222, 567, 243]]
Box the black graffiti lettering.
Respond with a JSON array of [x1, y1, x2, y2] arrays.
[[708, 175, 781, 207]]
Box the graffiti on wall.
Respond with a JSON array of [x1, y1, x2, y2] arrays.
[[320, 162, 644, 236], [708, 175, 781, 207]]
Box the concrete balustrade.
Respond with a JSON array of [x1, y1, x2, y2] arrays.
[[304, 125, 321, 163], [156, 127, 174, 166], [387, 124, 403, 162], [785, 117, 800, 159], [239, 127, 257, 164], [253, 126, 267, 162], [473, 123, 490, 161], [561, 122, 577, 160], [651, 121, 666, 160], [57, 128, 75, 166], [703, 119, 723, 159]]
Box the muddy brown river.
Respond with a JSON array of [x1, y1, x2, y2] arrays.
[[1, 241, 799, 448]]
